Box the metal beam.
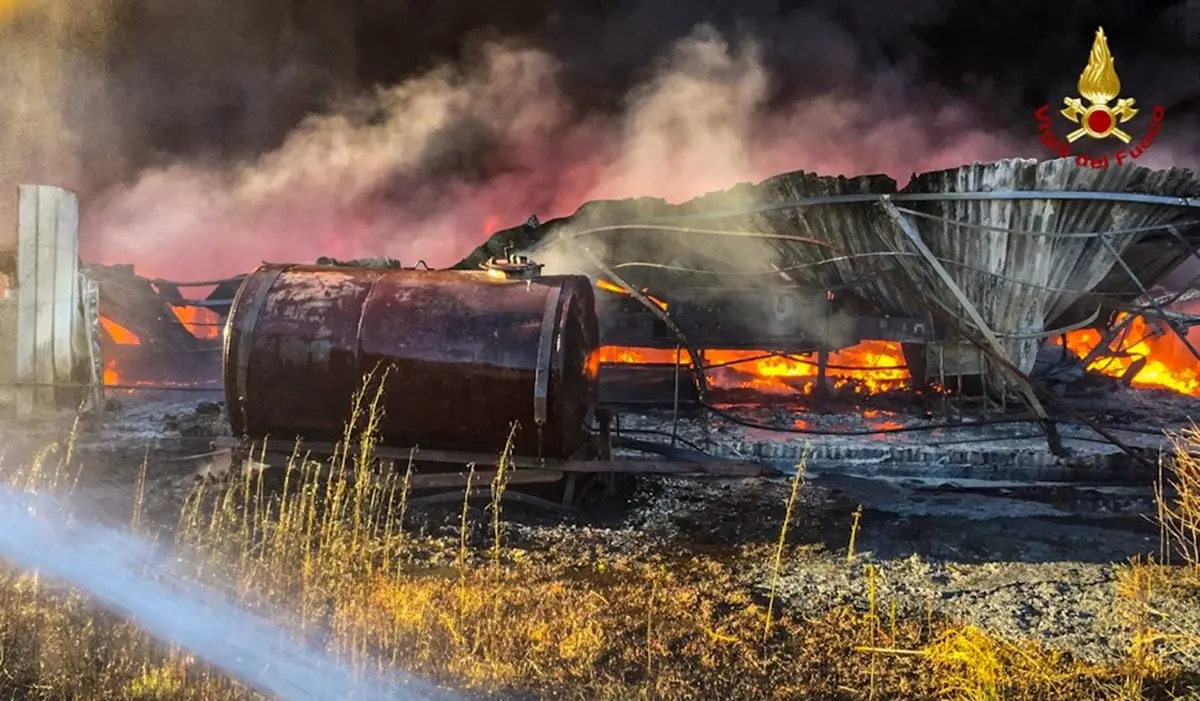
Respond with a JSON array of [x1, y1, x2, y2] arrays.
[[1097, 231, 1200, 365], [652, 189, 1200, 225], [879, 198, 1060, 448]]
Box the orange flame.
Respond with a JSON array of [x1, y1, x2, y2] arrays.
[[593, 313, 1199, 398], [103, 358, 121, 386], [592, 268, 1200, 398], [100, 316, 141, 345], [172, 305, 222, 340], [98, 316, 135, 385], [1057, 312, 1200, 395], [593, 343, 910, 395], [590, 280, 912, 394], [590, 279, 908, 394], [99, 308, 222, 387], [596, 346, 693, 366]]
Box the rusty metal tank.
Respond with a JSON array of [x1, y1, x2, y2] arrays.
[[223, 263, 600, 459]]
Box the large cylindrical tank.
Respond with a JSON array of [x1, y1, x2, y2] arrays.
[[223, 264, 600, 460]]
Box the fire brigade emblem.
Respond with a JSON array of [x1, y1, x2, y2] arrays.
[[1060, 27, 1137, 143]]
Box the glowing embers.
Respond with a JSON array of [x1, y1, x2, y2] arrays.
[[1056, 312, 1200, 396], [592, 343, 911, 396], [595, 279, 669, 311]]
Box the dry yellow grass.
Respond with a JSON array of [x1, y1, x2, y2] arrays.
[[1158, 427, 1200, 582], [0, 388, 1196, 699], [1109, 426, 1200, 698]]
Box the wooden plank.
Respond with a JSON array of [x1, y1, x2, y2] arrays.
[[15, 186, 38, 418], [405, 468, 563, 490], [598, 364, 700, 408], [234, 450, 563, 488], [52, 189, 79, 408], [557, 459, 765, 476], [405, 488, 575, 514], [217, 437, 552, 468], [216, 436, 767, 477]]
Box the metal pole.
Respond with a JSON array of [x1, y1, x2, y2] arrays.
[[979, 352, 990, 411], [815, 347, 829, 410], [881, 198, 1056, 430], [955, 341, 964, 414], [1081, 312, 1136, 368], [938, 344, 947, 415], [671, 344, 681, 447], [699, 351, 712, 452]]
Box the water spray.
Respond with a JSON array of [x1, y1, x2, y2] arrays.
[[0, 485, 451, 701]]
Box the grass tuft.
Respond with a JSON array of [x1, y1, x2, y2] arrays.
[[1159, 427, 1200, 581], [0, 385, 1196, 698]]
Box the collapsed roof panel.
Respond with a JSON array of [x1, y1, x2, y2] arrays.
[[887, 159, 1200, 382], [672, 170, 903, 307], [455, 157, 1200, 379], [454, 171, 903, 310], [85, 264, 202, 351]]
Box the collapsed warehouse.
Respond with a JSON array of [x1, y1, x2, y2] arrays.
[[4, 157, 1199, 509]]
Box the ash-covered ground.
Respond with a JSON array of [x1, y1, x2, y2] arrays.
[[4, 389, 1198, 668]]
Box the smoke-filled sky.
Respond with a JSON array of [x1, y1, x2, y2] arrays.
[[1, 0, 1198, 280]]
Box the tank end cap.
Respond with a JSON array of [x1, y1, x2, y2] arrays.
[[482, 251, 545, 280]]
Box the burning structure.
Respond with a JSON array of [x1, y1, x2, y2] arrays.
[[89, 264, 237, 390], [2, 157, 1199, 505], [459, 158, 1200, 406]]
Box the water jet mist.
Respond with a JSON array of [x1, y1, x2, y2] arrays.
[[0, 484, 450, 701]]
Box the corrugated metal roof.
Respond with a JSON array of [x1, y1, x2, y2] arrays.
[[889, 158, 1200, 378], [454, 157, 1200, 379]]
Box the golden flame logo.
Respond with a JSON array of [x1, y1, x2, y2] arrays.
[[1060, 27, 1138, 143]]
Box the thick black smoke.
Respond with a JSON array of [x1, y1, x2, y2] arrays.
[[1, 0, 1197, 279]]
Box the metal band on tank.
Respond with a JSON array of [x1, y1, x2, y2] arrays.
[[352, 269, 389, 395], [533, 280, 566, 428], [233, 266, 288, 435]]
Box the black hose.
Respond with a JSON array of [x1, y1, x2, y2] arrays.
[[610, 428, 710, 455], [609, 435, 723, 464]]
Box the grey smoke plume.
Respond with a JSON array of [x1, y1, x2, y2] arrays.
[[77, 29, 1029, 281], [1, 0, 1196, 280]]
